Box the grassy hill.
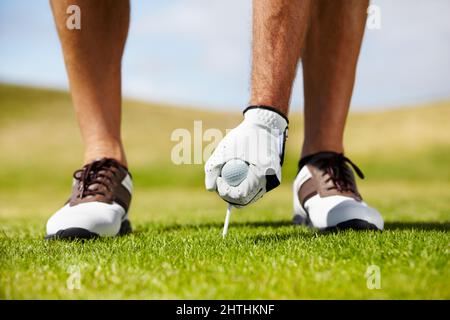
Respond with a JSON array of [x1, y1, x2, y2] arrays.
[[0, 83, 449, 299]]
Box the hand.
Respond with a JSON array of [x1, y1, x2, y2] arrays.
[[204, 106, 288, 207]]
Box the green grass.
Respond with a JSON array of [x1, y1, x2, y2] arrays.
[[0, 83, 449, 299]]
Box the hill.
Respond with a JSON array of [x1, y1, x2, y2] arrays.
[[0, 83, 449, 299]]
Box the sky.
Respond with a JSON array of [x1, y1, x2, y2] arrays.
[[0, 0, 449, 111]]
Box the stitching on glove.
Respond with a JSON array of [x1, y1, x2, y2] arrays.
[[223, 187, 264, 207]]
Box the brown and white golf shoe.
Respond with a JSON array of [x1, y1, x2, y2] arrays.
[[293, 152, 383, 231], [46, 158, 133, 239]]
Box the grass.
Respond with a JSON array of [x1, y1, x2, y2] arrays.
[[0, 83, 449, 299]]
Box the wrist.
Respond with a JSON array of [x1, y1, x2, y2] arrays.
[[243, 105, 289, 133], [244, 105, 289, 123]]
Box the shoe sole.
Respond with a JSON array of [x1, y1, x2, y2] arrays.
[[45, 219, 132, 240], [325, 219, 380, 232], [293, 215, 380, 231]]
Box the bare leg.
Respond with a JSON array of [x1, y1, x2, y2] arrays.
[[302, 0, 368, 156], [50, 0, 130, 166], [250, 0, 312, 116]]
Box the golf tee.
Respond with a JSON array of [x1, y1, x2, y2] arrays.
[[222, 204, 232, 238]]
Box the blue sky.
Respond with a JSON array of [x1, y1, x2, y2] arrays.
[[1, 0, 449, 111]]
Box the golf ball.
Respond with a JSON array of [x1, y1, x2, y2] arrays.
[[221, 159, 249, 187]]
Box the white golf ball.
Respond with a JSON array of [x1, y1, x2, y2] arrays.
[[221, 159, 249, 187]]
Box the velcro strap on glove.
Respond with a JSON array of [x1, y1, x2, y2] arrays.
[[243, 105, 288, 191], [244, 105, 288, 165]]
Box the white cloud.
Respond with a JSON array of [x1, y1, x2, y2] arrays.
[[1, 0, 449, 109], [132, 0, 252, 76]]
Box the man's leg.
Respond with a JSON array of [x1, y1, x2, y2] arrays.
[[302, 0, 368, 156], [293, 0, 383, 230], [50, 0, 129, 166], [46, 1, 133, 239], [247, 0, 382, 230]]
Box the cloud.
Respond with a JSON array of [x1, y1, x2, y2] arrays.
[[0, 0, 449, 109], [131, 0, 252, 75], [353, 0, 450, 107]]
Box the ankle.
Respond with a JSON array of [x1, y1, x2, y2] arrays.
[[301, 143, 344, 158], [84, 142, 127, 168]]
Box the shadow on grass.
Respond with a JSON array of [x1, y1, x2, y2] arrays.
[[131, 220, 314, 243], [156, 220, 293, 232], [134, 220, 450, 236], [384, 221, 450, 231]]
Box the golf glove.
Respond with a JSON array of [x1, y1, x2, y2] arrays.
[[205, 106, 288, 207]]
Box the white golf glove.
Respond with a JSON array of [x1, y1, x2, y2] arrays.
[[205, 106, 288, 207]]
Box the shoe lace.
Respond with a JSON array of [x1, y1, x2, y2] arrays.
[[73, 158, 117, 198], [320, 154, 365, 193]]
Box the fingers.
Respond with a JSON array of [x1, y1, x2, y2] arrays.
[[204, 146, 226, 191], [216, 165, 264, 206], [205, 161, 221, 191]]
